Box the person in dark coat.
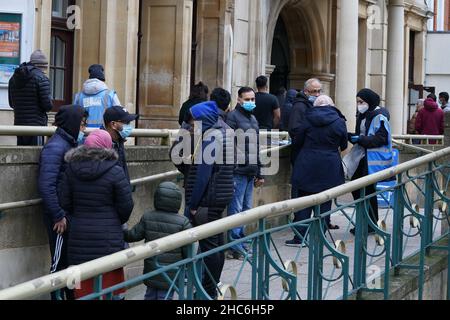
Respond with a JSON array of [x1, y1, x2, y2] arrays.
[[183, 101, 234, 299], [102, 105, 138, 182], [8, 50, 53, 145], [178, 81, 209, 125], [38, 104, 87, 300], [280, 89, 298, 132], [415, 98, 444, 144], [347, 88, 391, 235], [124, 182, 191, 300], [285, 95, 348, 246], [60, 129, 134, 299], [226, 87, 264, 257]]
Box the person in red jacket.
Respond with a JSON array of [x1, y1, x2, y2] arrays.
[[415, 98, 444, 144]]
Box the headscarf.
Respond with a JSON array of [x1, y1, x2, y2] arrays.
[[313, 95, 335, 107], [84, 129, 113, 149]]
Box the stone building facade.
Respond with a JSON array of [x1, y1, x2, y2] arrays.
[[0, 0, 433, 141]]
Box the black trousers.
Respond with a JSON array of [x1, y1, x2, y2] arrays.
[[292, 190, 332, 239], [43, 215, 74, 300], [194, 207, 225, 299], [351, 159, 379, 231], [17, 136, 44, 146]]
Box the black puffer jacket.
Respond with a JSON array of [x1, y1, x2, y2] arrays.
[[60, 146, 134, 265], [288, 91, 313, 164], [226, 105, 262, 178], [8, 62, 53, 126], [124, 182, 191, 289]]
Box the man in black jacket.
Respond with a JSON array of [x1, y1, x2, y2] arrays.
[[8, 50, 53, 145], [226, 87, 264, 258]]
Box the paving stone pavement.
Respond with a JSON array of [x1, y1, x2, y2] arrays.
[[126, 198, 444, 300]]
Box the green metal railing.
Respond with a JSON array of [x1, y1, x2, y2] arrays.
[[0, 146, 449, 300]]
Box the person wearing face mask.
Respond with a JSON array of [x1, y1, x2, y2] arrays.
[[346, 88, 392, 236], [102, 106, 138, 182], [288, 78, 323, 165], [37, 104, 87, 300], [225, 87, 264, 258]]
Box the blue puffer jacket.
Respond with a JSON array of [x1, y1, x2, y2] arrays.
[[60, 146, 134, 265], [291, 106, 348, 193], [38, 105, 85, 223]]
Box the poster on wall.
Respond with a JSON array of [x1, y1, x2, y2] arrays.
[[0, 13, 21, 85]]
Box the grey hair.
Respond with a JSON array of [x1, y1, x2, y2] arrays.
[[304, 78, 322, 90], [416, 98, 425, 106]]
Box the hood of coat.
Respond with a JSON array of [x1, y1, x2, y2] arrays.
[[190, 101, 219, 132], [65, 146, 119, 181], [154, 182, 182, 212], [293, 90, 311, 105], [424, 98, 439, 112], [285, 89, 298, 104], [11, 62, 40, 88], [82, 78, 109, 95], [305, 106, 341, 127], [54, 105, 86, 140]]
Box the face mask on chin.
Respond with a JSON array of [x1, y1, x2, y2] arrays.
[[308, 95, 318, 104]]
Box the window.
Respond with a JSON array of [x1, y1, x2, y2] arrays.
[[52, 0, 70, 18], [49, 35, 66, 101]]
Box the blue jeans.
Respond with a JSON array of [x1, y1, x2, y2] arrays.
[[227, 175, 254, 250], [144, 287, 174, 300]]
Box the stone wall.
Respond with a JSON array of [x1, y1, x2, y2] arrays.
[[0, 145, 292, 291]]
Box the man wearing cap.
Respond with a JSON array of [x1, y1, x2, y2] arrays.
[[8, 49, 53, 145], [73, 64, 121, 128], [102, 105, 138, 182]]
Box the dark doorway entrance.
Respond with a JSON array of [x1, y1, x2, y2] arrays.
[[270, 16, 290, 95]]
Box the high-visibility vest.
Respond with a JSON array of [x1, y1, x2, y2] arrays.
[[367, 113, 393, 175], [74, 89, 116, 128]]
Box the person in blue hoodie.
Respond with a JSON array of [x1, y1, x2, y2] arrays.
[[285, 95, 348, 247], [183, 99, 234, 299], [38, 104, 87, 299]]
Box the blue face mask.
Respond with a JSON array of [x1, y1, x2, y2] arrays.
[[119, 124, 133, 139], [308, 95, 318, 104], [242, 101, 256, 112], [77, 132, 85, 145]]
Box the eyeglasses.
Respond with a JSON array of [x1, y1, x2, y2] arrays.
[[309, 89, 322, 94]]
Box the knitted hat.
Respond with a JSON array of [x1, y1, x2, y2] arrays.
[[88, 64, 105, 81], [30, 50, 48, 67], [84, 129, 113, 149]]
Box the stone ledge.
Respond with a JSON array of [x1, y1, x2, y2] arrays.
[[351, 237, 449, 300]]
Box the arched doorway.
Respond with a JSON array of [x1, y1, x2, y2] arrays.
[[267, 0, 334, 94], [270, 17, 290, 94]]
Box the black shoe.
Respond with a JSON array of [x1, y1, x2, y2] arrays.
[[285, 238, 307, 247], [350, 228, 376, 236], [350, 228, 355, 236]]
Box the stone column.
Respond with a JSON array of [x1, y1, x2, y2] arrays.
[[33, 0, 52, 73], [335, 0, 359, 132], [385, 0, 405, 134]]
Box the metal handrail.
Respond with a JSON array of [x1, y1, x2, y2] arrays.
[[1, 146, 449, 300], [0, 125, 289, 138], [392, 139, 433, 154]]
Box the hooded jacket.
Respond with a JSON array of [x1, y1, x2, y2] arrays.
[[60, 146, 134, 265], [281, 89, 298, 131], [184, 101, 234, 214], [38, 105, 85, 223], [291, 106, 348, 193], [415, 98, 444, 139], [124, 182, 192, 289], [8, 62, 53, 126], [73, 79, 121, 128]]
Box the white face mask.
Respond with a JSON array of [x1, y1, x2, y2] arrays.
[[357, 103, 369, 114]]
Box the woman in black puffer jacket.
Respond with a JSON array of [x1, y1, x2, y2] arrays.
[[60, 129, 134, 299]]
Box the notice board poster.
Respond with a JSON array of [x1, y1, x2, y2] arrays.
[[0, 13, 21, 84]]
